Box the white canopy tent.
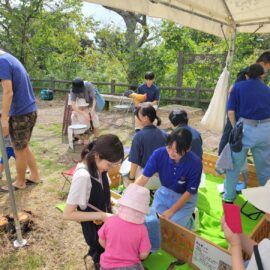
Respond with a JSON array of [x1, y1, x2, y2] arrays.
[[85, 0, 270, 38], [85, 0, 270, 132]]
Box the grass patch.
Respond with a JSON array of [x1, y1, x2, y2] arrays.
[[37, 123, 62, 136], [0, 252, 45, 270]]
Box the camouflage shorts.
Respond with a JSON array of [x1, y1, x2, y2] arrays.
[[9, 111, 37, 150]]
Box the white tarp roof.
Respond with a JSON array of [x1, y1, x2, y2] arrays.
[[85, 0, 270, 38]]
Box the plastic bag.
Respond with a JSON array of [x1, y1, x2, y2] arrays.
[[95, 89, 105, 112]]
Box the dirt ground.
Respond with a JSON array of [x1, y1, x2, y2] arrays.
[[0, 99, 221, 270]]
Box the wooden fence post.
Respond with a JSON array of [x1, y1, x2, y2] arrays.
[[111, 79, 116, 94], [50, 76, 55, 91], [194, 84, 200, 107]]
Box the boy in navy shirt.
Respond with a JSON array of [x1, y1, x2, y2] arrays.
[[169, 109, 203, 159], [137, 71, 160, 108]]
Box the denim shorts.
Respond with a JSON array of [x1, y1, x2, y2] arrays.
[[9, 111, 37, 150]]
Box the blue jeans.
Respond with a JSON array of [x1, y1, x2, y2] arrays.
[[145, 186, 197, 251], [224, 121, 270, 201]]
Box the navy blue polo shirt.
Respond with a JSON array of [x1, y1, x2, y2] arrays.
[[227, 79, 270, 120], [138, 83, 160, 102], [176, 124, 203, 160], [128, 125, 167, 168], [143, 147, 202, 194]]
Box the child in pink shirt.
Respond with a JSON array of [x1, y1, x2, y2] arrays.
[[98, 184, 151, 270]]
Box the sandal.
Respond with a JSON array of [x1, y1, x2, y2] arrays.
[[0, 186, 8, 193], [26, 179, 40, 185]]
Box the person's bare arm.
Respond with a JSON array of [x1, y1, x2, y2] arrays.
[[98, 238, 106, 248], [91, 96, 96, 114], [71, 101, 89, 121], [151, 100, 158, 106], [1, 80, 13, 136], [140, 251, 150, 260], [240, 234, 257, 257], [135, 175, 149, 186], [129, 162, 138, 180], [63, 204, 111, 222], [221, 218, 245, 270], [161, 191, 192, 219], [228, 110, 236, 127]]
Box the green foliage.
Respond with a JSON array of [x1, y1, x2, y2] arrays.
[[0, 0, 96, 80], [2, 2, 270, 101]]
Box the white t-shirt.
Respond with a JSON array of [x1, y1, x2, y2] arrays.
[[66, 162, 111, 210], [66, 163, 92, 210], [247, 239, 270, 270]]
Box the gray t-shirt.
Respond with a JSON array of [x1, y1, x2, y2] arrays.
[[70, 81, 95, 104]]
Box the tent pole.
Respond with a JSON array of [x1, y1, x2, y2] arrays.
[[0, 122, 27, 248], [223, 28, 237, 129]]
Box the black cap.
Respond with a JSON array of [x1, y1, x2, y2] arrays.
[[72, 77, 85, 94]]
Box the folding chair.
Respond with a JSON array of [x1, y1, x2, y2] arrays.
[[61, 166, 77, 191], [111, 94, 134, 127]]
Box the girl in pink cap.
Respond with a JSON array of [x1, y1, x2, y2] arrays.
[[98, 183, 151, 270]]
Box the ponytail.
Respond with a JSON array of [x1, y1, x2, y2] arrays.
[[156, 115, 161, 126], [135, 103, 162, 125]]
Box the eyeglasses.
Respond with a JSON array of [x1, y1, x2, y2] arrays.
[[107, 161, 121, 168]]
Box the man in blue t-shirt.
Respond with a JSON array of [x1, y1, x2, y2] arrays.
[[137, 71, 160, 108], [224, 64, 270, 202], [135, 128, 202, 250], [169, 109, 203, 160], [0, 49, 39, 191], [218, 51, 270, 155]]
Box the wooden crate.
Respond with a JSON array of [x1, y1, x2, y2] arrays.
[[160, 214, 270, 267], [108, 164, 122, 188], [203, 152, 259, 187], [160, 216, 231, 269], [111, 153, 268, 267], [158, 153, 267, 266]]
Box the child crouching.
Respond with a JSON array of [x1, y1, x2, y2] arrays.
[[98, 184, 151, 270]]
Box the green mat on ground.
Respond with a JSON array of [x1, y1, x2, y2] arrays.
[[55, 202, 66, 212], [143, 250, 190, 270], [197, 174, 262, 249]]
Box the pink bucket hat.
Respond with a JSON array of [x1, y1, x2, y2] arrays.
[[118, 205, 146, 224], [118, 184, 150, 214]]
